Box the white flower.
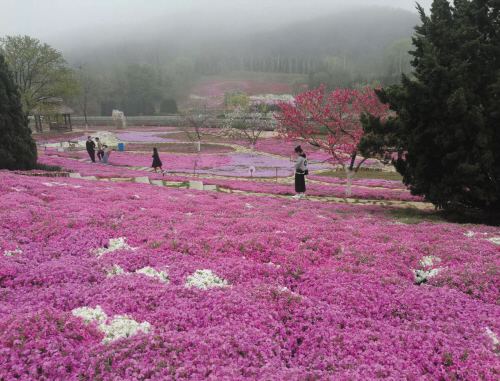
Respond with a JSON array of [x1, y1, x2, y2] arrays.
[[276, 286, 300, 297], [106, 264, 126, 277], [487, 237, 500, 245], [245, 203, 254, 209], [72, 305, 108, 325], [185, 269, 229, 290], [93, 237, 137, 258], [485, 327, 499, 348], [72, 306, 151, 343], [4, 248, 22, 257], [413, 268, 443, 284], [266, 262, 281, 268], [100, 315, 151, 344], [464, 231, 475, 238], [419, 256, 441, 268], [413, 256, 445, 284], [135, 266, 169, 284], [132, 194, 140, 199]]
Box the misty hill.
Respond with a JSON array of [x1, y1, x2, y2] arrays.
[[62, 6, 418, 76], [55, 6, 420, 116]]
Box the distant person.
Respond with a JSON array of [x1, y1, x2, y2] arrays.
[[293, 145, 308, 199], [85, 136, 96, 163], [152, 147, 164, 175], [102, 145, 111, 164], [95, 137, 104, 161]]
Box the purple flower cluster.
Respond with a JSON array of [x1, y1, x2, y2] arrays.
[[0, 172, 499, 380]]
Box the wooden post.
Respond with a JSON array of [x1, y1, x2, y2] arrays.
[[68, 114, 72, 131]]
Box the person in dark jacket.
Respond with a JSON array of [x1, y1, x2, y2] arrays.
[[293, 145, 308, 199], [86, 136, 96, 163], [152, 147, 164, 175]]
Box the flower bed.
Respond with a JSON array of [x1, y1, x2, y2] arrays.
[[36, 153, 421, 201], [0, 172, 498, 379]]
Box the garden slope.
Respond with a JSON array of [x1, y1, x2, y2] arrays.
[[0, 173, 498, 380]]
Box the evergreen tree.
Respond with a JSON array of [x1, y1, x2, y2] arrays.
[[364, 0, 500, 211], [0, 53, 37, 170]]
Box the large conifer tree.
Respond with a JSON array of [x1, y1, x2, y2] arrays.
[[0, 53, 37, 170], [367, 0, 500, 211]]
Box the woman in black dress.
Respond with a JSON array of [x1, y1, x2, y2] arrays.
[[293, 145, 308, 199], [152, 147, 164, 175]]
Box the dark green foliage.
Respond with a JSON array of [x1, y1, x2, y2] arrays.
[[160, 98, 178, 114], [363, 0, 500, 212], [34, 163, 62, 172], [0, 53, 37, 170]]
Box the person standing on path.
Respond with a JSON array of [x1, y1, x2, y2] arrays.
[[95, 137, 104, 161], [86, 136, 96, 163], [293, 145, 308, 199], [152, 147, 164, 175]]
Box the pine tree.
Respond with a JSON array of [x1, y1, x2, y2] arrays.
[[0, 53, 37, 170], [365, 0, 500, 211]]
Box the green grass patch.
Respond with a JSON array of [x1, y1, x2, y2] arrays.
[[34, 163, 64, 172], [318, 170, 403, 182], [387, 208, 443, 224]]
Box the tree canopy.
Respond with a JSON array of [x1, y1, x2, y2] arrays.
[[363, 0, 500, 211], [0, 53, 37, 170], [0, 35, 79, 113]]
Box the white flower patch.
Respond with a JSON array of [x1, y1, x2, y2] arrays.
[[72, 305, 151, 343], [185, 269, 229, 290], [487, 237, 500, 246], [135, 266, 169, 284], [419, 256, 441, 268], [72, 305, 108, 325], [266, 261, 281, 268], [93, 237, 137, 258], [100, 315, 151, 344], [317, 215, 328, 219], [245, 203, 254, 209], [414, 268, 443, 284], [413, 256, 444, 284], [3, 248, 22, 257], [276, 286, 301, 297], [106, 264, 126, 277], [464, 231, 475, 238], [485, 327, 499, 349], [132, 195, 140, 199], [10, 187, 25, 192]]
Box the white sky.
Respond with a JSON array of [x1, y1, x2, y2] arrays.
[[0, 0, 433, 41]]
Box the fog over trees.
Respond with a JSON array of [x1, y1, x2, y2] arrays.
[[0, 0, 433, 116]]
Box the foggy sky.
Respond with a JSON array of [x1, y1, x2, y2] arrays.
[[1, 0, 433, 44]]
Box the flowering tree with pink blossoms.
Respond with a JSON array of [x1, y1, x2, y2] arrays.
[[277, 85, 390, 195]]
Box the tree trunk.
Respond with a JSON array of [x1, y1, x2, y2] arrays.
[[345, 167, 354, 197], [195, 141, 201, 152]]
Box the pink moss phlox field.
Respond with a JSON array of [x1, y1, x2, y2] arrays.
[[0, 172, 499, 380]]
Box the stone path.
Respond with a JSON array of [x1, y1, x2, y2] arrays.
[[64, 169, 433, 210]]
